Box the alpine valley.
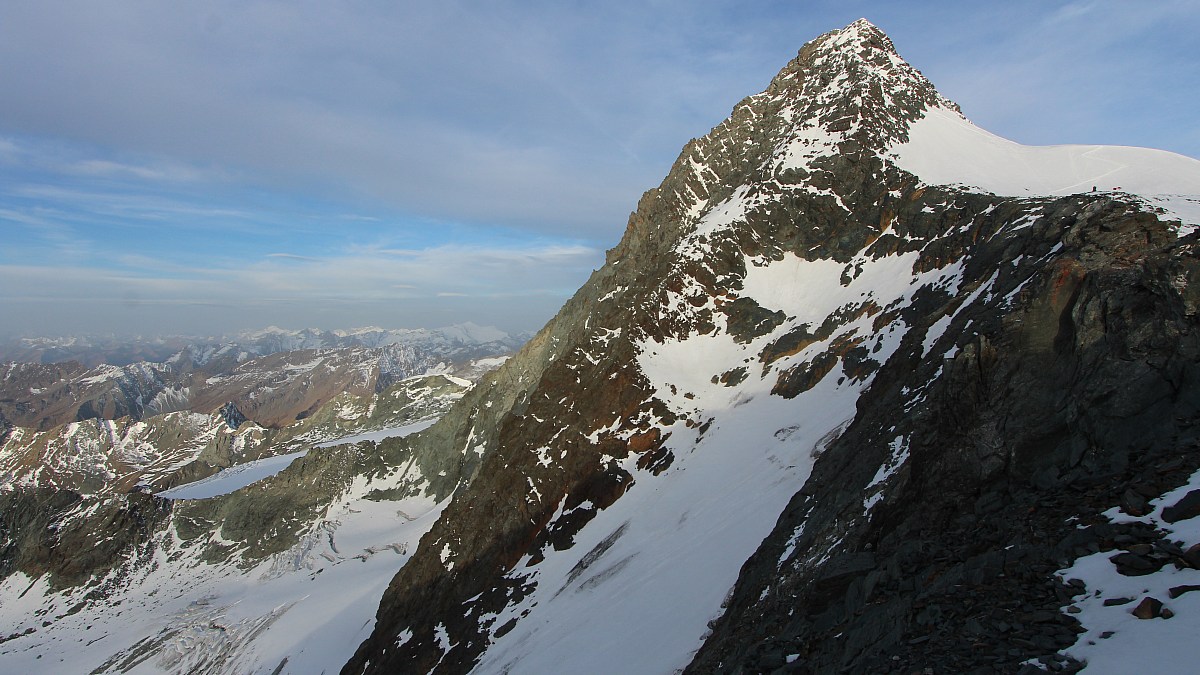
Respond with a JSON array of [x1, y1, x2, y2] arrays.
[[4, 19, 1200, 674]]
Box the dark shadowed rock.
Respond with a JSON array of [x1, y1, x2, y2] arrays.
[[1182, 543, 1200, 569], [1110, 552, 1163, 576], [1168, 585, 1200, 599], [1120, 488, 1150, 517], [1162, 489, 1200, 523]]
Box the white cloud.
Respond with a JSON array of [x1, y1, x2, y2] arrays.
[[1046, 1, 1099, 24], [67, 158, 206, 183], [0, 2, 801, 237]]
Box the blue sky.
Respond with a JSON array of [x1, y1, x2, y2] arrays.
[[2, 0, 1198, 338]]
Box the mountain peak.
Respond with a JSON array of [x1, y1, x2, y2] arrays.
[[642, 18, 957, 246], [8, 20, 1200, 675], [825, 17, 896, 54], [761, 18, 956, 147]]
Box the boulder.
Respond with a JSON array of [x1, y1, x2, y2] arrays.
[[1162, 490, 1200, 523], [1131, 597, 1164, 620]]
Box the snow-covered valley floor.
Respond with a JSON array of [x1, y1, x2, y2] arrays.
[[0, 420, 445, 674]]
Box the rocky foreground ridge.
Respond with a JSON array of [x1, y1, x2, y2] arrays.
[[2, 18, 1200, 674]]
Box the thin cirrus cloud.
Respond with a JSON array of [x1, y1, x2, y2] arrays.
[[225, 244, 599, 302], [0, 242, 600, 337]]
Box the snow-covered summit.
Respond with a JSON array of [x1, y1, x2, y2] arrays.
[[767, 17, 955, 148], [664, 18, 960, 235], [891, 105, 1200, 197], [888, 104, 1200, 227], [802, 20, 1200, 224], [671, 18, 1200, 241], [784, 18, 1200, 207]]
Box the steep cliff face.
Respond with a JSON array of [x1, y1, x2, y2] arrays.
[[343, 19, 1200, 674], [688, 199, 1200, 673]]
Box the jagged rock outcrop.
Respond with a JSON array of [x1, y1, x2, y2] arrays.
[[0, 410, 10, 447], [688, 195, 1200, 673], [220, 402, 248, 430]]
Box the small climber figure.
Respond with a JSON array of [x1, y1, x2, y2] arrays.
[[1091, 186, 1097, 192]]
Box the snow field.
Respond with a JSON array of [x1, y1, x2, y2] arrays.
[[156, 418, 439, 500], [891, 105, 1200, 226]]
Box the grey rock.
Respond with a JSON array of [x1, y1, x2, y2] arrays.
[[1183, 543, 1200, 569], [1110, 552, 1163, 576]]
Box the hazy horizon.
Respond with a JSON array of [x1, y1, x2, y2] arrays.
[[0, 319, 535, 343]]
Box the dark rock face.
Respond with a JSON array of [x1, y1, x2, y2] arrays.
[[220, 401, 248, 430], [0, 410, 10, 447], [0, 488, 172, 590], [687, 201, 1200, 671], [1162, 489, 1200, 523]]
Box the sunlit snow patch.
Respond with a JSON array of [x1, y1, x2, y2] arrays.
[[890, 105, 1200, 228]]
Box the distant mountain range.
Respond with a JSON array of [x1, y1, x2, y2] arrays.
[[0, 322, 528, 368], [0, 322, 526, 431]]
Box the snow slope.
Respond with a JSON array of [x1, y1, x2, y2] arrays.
[[890, 105, 1200, 227], [312, 417, 440, 449], [470, 241, 966, 673], [156, 449, 312, 500]]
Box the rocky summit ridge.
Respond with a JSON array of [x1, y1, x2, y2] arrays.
[[3, 19, 1200, 675]]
